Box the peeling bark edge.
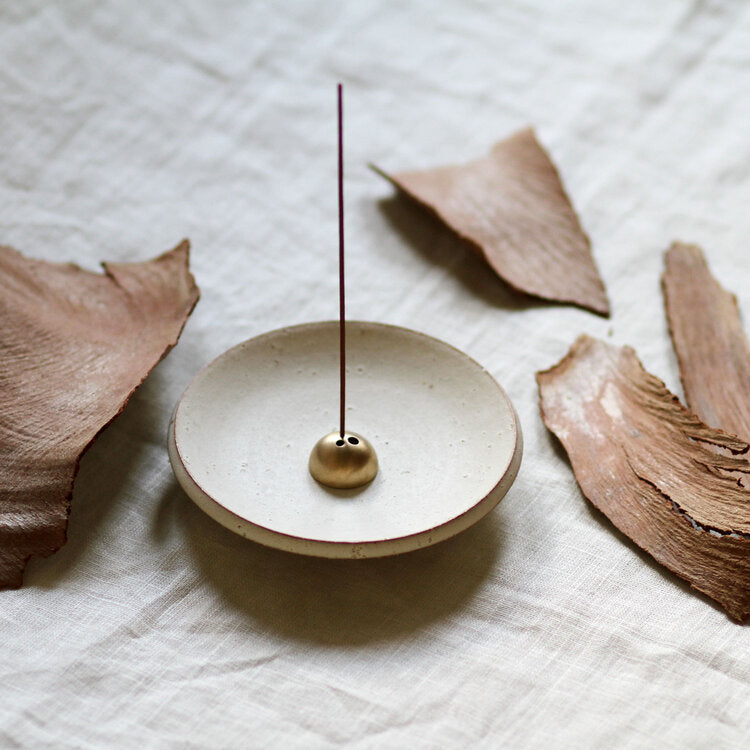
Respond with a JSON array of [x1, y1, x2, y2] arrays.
[[537, 335, 750, 622]]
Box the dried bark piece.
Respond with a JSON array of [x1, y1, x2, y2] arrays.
[[663, 241, 750, 442], [0, 241, 199, 588], [373, 127, 610, 316], [537, 335, 750, 621]]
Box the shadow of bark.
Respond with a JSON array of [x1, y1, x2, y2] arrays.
[[377, 193, 555, 314]]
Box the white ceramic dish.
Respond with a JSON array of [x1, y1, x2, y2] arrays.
[[169, 321, 522, 558]]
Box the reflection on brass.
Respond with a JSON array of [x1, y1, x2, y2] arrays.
[[309, 431, 378, 489]]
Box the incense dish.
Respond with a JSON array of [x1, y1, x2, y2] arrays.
[[169, 320, 522, 558]]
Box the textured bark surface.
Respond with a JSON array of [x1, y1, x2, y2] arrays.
[[537, 335, 750, 621], [663, 241, 750, 442], [0, 241, 199, 588], [374, 127, 610, 316]]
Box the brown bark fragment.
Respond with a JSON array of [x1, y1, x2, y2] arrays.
[[537, 335, 750, 621], [663, 242, 750, 442], [373, 128, 610, 316], [0, 241, 199, 588]]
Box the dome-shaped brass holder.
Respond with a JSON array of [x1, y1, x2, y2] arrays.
[[309, 431, 378, 489]]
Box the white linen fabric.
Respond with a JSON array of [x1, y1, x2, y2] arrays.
[[2, 1, 750, 747]]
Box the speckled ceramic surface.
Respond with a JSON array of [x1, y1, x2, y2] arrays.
[[169, 321, 521, 557]]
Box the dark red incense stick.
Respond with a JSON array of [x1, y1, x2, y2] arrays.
[[338, 83, 346, 438]]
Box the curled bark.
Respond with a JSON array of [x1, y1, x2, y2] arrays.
[[537, 335, 750, 621], [0, 241, 199, 587], [373, 128, 609, 316]]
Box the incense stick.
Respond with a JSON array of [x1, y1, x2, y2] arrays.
[[338, 83, 346, 438]]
